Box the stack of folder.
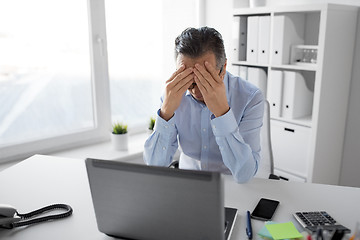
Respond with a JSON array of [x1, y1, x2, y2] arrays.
[[246, 15, 270, 64], [239, 68, 313, 121], [248, 67, 267, 98], [272, 13, 306, 65], [233, 13, 313, 121], [232, 16, 247, 62], [233, 13, 306, 65], [267, 70, 313, 119]]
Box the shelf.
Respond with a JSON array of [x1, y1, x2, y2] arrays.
[[232, 61, 269, 68], [232, 61, 318, 71], [271, 115, 312, 128], [233, 7, 270, 16], [271, 64, 318, 72], [233, 3, 348, 16]]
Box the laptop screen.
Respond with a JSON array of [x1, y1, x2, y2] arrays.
[[86, 158, 226, 240]]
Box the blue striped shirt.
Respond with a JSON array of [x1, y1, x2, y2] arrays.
[[144, 71, 264, 183]]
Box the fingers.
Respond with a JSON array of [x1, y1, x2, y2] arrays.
[[168, 67, 193, 87], [193, 63, 215, 91], [194, 63, 214, 84], [166, 65, 185, 83], [176, 72, 195, 93], [165, 69, 194, 97], [194, 75, 207, 94], [172, 68, 194, 91], [204, 61, 223, 83], [161, 67, 193, 120]]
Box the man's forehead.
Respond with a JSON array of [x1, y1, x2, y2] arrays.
[[176, 52, 216, 67]]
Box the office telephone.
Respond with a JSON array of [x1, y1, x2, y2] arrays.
[[0, 203, 72, 229]]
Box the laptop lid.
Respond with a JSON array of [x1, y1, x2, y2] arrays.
[[86, 158, 225, 240]]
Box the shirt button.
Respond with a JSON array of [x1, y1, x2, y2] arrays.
[[203, 145, 207, 149], [202, 128, 206, 132], [162, 147, 166, 150], [212, 125, 216, 129], [165, 125, 168, 129]]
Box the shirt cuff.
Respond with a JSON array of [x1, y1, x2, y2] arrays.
[[210, 108, 238, 137], [154, 109, 177, 136]]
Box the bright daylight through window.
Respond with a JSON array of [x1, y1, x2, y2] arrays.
[[105, 0, 198, 130], [0, 0, 93, 146], [0, 0, 198, 161]]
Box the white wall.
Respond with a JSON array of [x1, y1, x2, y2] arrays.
[[205, 0, 360, 187], [205, 0, 236, 73], [340, 13, 360, 188]]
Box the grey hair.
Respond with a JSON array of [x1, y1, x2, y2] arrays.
[[174, 27, 226, 69]]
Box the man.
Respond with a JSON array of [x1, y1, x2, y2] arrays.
[[144, 27, 264, 183]]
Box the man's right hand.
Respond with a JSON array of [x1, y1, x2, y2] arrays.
[[160, 65, 194, 121]]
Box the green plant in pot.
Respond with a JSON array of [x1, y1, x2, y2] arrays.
[[113, 122, 128, 135], [148, 117, 155, 132], [111, 122, 128, 151]]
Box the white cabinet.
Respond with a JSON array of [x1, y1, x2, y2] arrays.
[[271, 121, 311, 179], [232, 4, 358, 184]]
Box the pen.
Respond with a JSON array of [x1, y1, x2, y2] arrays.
[[316, 227, 323, 240], [246, 210, 253, 240]]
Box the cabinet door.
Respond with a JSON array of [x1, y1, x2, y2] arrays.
[[271, 120, 311, 178], [274, 168, 306, 182]]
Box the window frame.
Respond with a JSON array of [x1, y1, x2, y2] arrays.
[[0, 0, 111, 163], [0, 0, 204, 163]]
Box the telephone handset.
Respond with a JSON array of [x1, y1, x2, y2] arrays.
[[0, 204, 17, 217], [0, 203, 72, 229], [0, 204, 20, 227]]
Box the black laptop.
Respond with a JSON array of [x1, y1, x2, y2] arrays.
[[86, 158, 238, 240]]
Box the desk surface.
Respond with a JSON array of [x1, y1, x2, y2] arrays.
[[0, 155, 359, 240]]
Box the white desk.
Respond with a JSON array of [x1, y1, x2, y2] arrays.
[[0, 155, 359, 240]]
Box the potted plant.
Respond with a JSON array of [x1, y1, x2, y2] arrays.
[[148, 117, 155, 134], [111, 122, 128, 151]]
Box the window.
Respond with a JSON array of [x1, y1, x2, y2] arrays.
[[105, 0, 198, 130], [0, 0, 200, 162], [0, 0, 93, 146]]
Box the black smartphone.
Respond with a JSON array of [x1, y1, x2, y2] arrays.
[[251, 198, 279, 221]]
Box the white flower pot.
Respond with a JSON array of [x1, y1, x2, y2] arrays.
[[111, 133, 128, 151]]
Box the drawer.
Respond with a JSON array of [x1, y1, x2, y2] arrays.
[[270, 120, 311, 178], [274, 168, 306, 182]]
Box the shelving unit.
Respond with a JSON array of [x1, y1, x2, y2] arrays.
[[232, 3, 358, 184]]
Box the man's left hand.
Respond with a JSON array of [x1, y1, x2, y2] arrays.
[[193, 61, 230, 117]]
